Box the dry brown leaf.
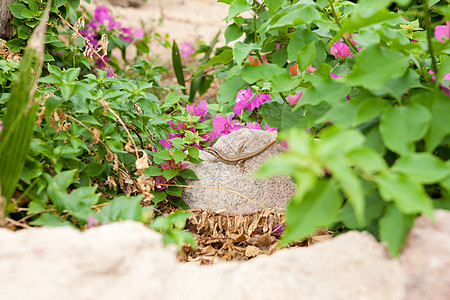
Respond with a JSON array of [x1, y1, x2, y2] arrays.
[[135, 150, 149, 176], [124, 140, 136, 154], [245, 245, 261, 258], [106, 176, 117, 190], [98, 100, 109, 116], [91, 127, 101, 145], [35, 106, 46, 126]]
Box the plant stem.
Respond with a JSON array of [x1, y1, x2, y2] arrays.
[[422, 0, 438, 75], [328, 0, 359, 53]]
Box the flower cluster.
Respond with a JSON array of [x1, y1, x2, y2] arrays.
[[233, 87, 271, 115], [180, 42, 196, 58], [80, 6, 143, 47], [79, 6, 143, 76]]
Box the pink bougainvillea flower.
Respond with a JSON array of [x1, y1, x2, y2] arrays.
[[248, 93, 270, 111], [120, 27, 133, 42], [159, 139, 172, 148], [186, 100, 209, 121], [211, 114, 240, 138], [264, 124, 277, 132], [233, 87, 253, 114], [246, 122, 262, 130], [133, 29, 144, 38], [286, 92, 303, 105], [434, 21, 450, 42], [429, 70, 450, 95], [330, 41, 352, 59], [305, 65, 316, 73], [94, 6, 112, 23], [180, 42, 195, 58], [330, 72, 344, 79], [108, 20, 121, 30]]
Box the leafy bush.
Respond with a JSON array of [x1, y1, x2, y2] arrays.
[[206, 0, 450, 256], [0, 0, 449, 256]]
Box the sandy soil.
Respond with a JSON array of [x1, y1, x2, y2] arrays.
[[85, 0, 229, 62]]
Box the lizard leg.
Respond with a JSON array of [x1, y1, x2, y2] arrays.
[[238, 159, 246, 173], [237, 140, 247, 153]]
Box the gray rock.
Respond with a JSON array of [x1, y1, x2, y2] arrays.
[[0, 222, 405, 300], [400, 209, 450, 300], [105, 0, 146, 8], [182, 129, 296, 213]]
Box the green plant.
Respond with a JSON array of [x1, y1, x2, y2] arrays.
[[203, 0, 450, 256]]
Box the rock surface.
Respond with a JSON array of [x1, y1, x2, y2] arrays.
[[182, 129, 297, 213], [0, 222, 405, 300], [400, 209, 450, 300]]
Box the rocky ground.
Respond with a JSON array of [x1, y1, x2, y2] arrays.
[[1, 210, 449, 299]]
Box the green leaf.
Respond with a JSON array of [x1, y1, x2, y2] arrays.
[[144, 166, 163, 176], [179, 168, 199, 180], [47, 170, 77, 211], [281, 179, 342, 245], [340, 191, 386, 229], [29, 213, 73, 227], [226, 0, 253, 22], [225, 23, 243, 44], [163, 169, 179, 181], [270, 73, 301, 93], [392, 153, 449, 184], [265, 0, 283, 14], [344, 45, 410, 90], [242, 63, 285, 83], [379, 103, 431, 155], [347, 147, 387, 174], [269, 4, 321, 30], [425, 91, 450, 151], [162, 92, 180, 108], [233, 41, 261, 65], [198, 49, 234, 73], [8, 2, 27, 19], [172, 150, 187, 163], [96, 195, 144, 223], [217, 75, 246, 106], [335, 8, 399, 41], [85, 163, 106, 177], [171, 41, 186, 93], [353, 98, 390, 126], [260, 101, 304, 131], [61, 186, 100, 223], [375, 172, 434, 218], [296, 40, 316, 72], [294, 80, 350, 108], [379, 204, 415, 257]]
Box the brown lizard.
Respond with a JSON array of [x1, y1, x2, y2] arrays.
[[203, 139, 276, 165]]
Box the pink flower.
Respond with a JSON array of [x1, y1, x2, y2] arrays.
[[330, 72, 343, 79], [305, 65, 316, 73], [264, 124, 277, 132], [286, 92, 303, 105], [180, 42, 195, 58], [108, 20, 121, 30], [133, 29, 144, 38], [159, 139, 172, 148], [330, 41, 352, 59], [233, 88, 271, 114], [429, 70, 450, 95], [120, 27, 133, 42], [94, 6, 112, 23], [246, 122, 262, 130], [211, 114, 243, 138], [434, 21, 450, 42], [187, 100, 208, 117]]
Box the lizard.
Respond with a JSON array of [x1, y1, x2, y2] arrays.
[[203, 139, 276, 165]]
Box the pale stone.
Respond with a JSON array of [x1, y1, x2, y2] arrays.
[[182, 129, 297, 213]]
